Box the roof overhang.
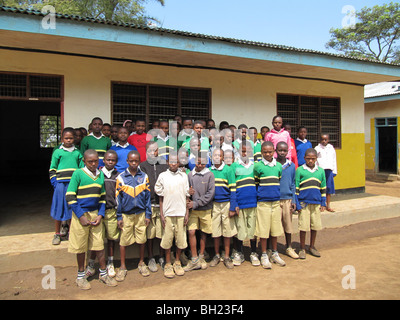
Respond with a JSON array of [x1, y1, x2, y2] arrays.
[[1, 9, 400, 86]]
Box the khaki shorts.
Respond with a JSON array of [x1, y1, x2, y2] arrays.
[[255, 201, 283, 238], [68, 210, 104, 254], [212, 202, 237, 238], [188, 209, 212, 234], [103, 208, 120, 241], [119, 212, 147, 246], [160, 216, 188, 250], [234, 207, 256, 241], [298, 203, 322, 232], [147, 207, 163, 240], [280, 199, 293, 234]]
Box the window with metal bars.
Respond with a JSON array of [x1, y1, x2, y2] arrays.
[[277, 94, 341, 148], [112, 82, 210, 129], [0, 72, 63, 100], [39, 115, 61, 148]]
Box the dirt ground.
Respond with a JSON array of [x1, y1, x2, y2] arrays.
[[0, 178, 400, 301]]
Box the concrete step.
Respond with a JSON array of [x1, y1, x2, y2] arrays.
[[1, 195, 400, 274]]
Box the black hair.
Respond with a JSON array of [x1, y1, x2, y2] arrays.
[[84, 149, 98, 159], [104, 149, 118, 158], [272, 115, 283, 122], [193, 120, 203, 127], [103, 123, 111, 128], [182, 117, 193, 123], [135, 118, 146, 124], [118, 126, 129, 133], [261, 141, 274, 149], [219, 121, 229, 131], [127, 150, 141, 160], [62, 127, 75, 136], [297, 126, 307, 133], [276, 141, 288, 149], [305, 148, 317, 157], [91, 117, 103, 124], [238, 124, 248, 129], [145, 140, 158, 150]]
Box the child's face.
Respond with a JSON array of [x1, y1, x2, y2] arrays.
[[146, 143, 159, 159], [193, 123, 203, 136], [159, 121, 169, 136], [261, 127, 269, 139], [207, 120, 215, 129], [224, 130, 233, 143], [91, 120, 103, 134], [298, 128, 307, 140], [304, 153, 317, 169], [135, 121, 146, 135], [276, 144, 288, 160], [168, 155, 180, 172], [102, 125, 111, 138], [261, 145, 274, 162], [240, 128, 247, 139], [73, 130, 82, 145], [321, 135, 329, 146], [272, 117, 283, 131], [240, 145, 252, 162], [224, 151, 233, 165], [84, 154, 99, 173], [152, 121, 160, 129], [212, 149, 223, 166], [62, 131, 75, 148], [127, 153, 140, 171], [111, 127, 119, 140], [81, 128, 88, 137], [190, 140, 200, 153], [170, 122, 179, 137], [195, 158, 206, 172], [284, 124, 291, 135], [178, 150, 188, 165], [183, 120, 193, 131], [104, 153, 117, 171], [118, 128, 129, 143]]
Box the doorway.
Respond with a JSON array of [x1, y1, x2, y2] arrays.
[[376, 118, 398, 174]]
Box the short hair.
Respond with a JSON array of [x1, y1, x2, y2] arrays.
[[159, 119, 169, 125], [84, 149, 98, 159], [62, 127, 75, 136], [305, 148, 317, 157], [194, 151, 209, 162], [118, 126, 129, 133], [127, 150, 141, 160], [193, 120, 203, 127], [239, 140, 253, 150], [261, 141, 274, 149], [272, 115, 282, 122], [276, 141, 288, 149], [238, 124, 248, 130], [103, 123, 111, 128], [219, 121, 229, 130], [91, 117, 103, 124], [104, 149, 118, 159], [182, 117, 193, 123], [297, 126, 307, 132], [146, 141, 158, 150], [135, 118, 146, 124]]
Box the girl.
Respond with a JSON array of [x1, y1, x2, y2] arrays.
[[264, 115, 292, 160], [295, 126, 313, 166], [49, 127, 83, 245], [315, 134, 337, 212]]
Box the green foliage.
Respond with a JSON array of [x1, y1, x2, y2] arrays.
[[326, 2, 400, 64], [0, 0, 165, 25]]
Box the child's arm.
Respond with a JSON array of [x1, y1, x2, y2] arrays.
[[332, 146, 337, 176], [320, 169, 327, 210], [294, 168, 302, 212], [144, 176, 152, 224], [49, 151, 60, 189], [227, 167, 237, 214], [115, 176, 124, 222], [159, 196, 165, 228]]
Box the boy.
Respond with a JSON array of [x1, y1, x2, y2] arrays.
[[86, 150, 121, 278], [110, 126, 137, 172], [283, 123, 298, 168], [178, 118, 194, 147], [276, 142, 299, 259], [209, 148, 237, 269], [151, 120, 172, 160], [230, 141, 258, 266], [183, 120, 210, 153], [254, 142, 285, 269], [127, 118, 152, 163], [185, 152, 215, 271], [110, 125, 120, 146], [66, 149, 117, 289], [155, 152, 190, 278], [73, 128, 83, 149], [80, 117, 112, 168], [115, 151, 152, 281], [140, 141, 169, 271], [315, 134, 337, 212], [295, 148, 326, 259], [295, 126, 312, 166], [102, 123, 112, 139], [223, 149, 235, 166], [249, 126, 262, 162]]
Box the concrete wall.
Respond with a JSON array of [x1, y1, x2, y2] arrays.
[[0, 49, 366, 190]]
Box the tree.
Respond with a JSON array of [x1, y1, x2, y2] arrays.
[[326, 2, 400, 64], [0, 0, 165, 26]]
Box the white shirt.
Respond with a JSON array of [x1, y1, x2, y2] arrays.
[[83, 166, 101, 179], [302, 163, 319, 173], [101, 167, 115, 178], [155, 169, 190, 217], [60, 144, 76, 152], [89, 132, 105, 140], [116, 142, 130, 148], [261, 158, 277, 167], [314, 143, 337, 174]]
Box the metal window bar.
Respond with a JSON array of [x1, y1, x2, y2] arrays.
[[39, 115, 61, 148]]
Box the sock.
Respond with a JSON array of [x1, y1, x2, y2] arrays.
[[77, 271, 85, 280], [250, 239, 257, 253], [99, 269, 107, 277], [88, 259, 95, 268], [108, 256, 113, 264], [236, 240, 243, 253]]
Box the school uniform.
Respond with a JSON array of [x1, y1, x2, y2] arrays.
[[279, 159, 296, 234], [315, 143, 337, 195], [80, 133, 112, 168], [254, 158, 283, 239], [110, 142, 137, 172], [127, 132, 152, 163], [295, 138, 313, 166], [152, 135, 173, 160], [265, 129, 292, 160], [101, 167, 120, 241], [49, 145, 83, 222]]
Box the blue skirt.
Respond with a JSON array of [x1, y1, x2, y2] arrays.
[[325, 169, 335, 195], [50, 181, 72, 221]]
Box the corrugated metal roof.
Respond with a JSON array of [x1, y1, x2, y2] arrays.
[[1, 5, 400, 67], [365, 82, 400, 98]]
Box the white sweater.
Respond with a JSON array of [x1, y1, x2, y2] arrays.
[[154, 169, 190, 217], [315, 143, 337, 175]]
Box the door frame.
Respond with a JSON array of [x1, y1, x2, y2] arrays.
[[375, 117, 398, 174]]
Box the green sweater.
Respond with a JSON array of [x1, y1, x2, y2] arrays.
[[49, 147, 83, 183], [80, 134, 111, 167]]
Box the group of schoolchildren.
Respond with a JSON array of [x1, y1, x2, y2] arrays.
[[49, 114, 337, 290]]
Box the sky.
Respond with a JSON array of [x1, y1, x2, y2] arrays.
[[144, 0, 391, 54]]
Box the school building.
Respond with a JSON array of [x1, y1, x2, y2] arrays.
[[364, 82, 400, 176], [1, 6, 400, 192]]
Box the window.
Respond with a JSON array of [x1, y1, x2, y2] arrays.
[[39, 115, 61, 148], [112, 82, 211, 128], [0, 72, 63, 100], [277, 94, 341, 148]]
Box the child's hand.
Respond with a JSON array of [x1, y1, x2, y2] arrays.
[[184, 213, 189, 226], [79, 215, 91, 227], [229, 210, 236, 218], [235, 207, 240, 216], [320, 206, 326, 212], [91, 215, 102, 226], [145, 218, 150, 227], [117, 220, 124, 230], [160, 215, 165, 229], [189, 186, 195, 196]]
